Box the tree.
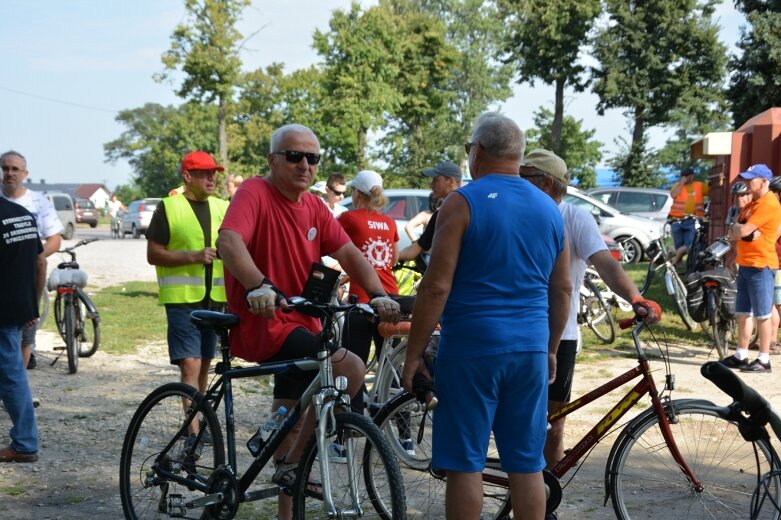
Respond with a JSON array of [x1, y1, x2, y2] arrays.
[[158, 0, 249, 166], [104, 103, 217, 197], [727, 5, 781, 127], [500, 0, 601, 154], [524, 107, 603, 189], [112, 183, 144, 204], [591, 0, 727, 185]]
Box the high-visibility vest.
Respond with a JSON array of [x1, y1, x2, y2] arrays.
[[669, 182, 706, 218], [156, 195, 228, 304]]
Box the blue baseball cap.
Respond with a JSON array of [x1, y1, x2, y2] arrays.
[[738, 164, 773, 180]]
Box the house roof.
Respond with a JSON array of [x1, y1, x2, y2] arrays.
[[75, 183, 109, 199]]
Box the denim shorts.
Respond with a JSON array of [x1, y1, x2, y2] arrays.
[[670, 219, 696, 250], [20, 321, 36, 346], [165, 305, 217, 364], [431, 351, 548, 474], [736, 267, 776, 320], [774, 271, 781, 306]]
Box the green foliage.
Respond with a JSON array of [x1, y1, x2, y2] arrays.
[[500, 0, 601, 153], [727, 7, 781, 127], [525, 106, 603, 189], [111, 183, 145, 203], [607, 136, 667, 188], [591, 0, 727, 182], [104, 102, 218, 197]]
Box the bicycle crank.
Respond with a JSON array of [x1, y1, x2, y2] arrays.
[[203, 466, 240, 519]]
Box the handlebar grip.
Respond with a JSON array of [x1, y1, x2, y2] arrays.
[[618, 318, 636, 330], [700, 361, 767, 414]]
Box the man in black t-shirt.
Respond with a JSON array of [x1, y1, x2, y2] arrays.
[[0, 197, 45, 462], [398, 161, 462, 263]]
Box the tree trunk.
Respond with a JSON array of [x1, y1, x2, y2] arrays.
[[632, 107, 645, 148], [551, 77, 564, 154], [218, 96, 228, 167]]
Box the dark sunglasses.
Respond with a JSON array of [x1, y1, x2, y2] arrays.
[[327, 185, 346, 196], [272, 150, 321, 165]]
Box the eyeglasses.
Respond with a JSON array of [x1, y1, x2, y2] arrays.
[[1, 165, 24, 173], [327, 185, 346, 196], [272, 150, 321, 166], [464, 142, 476, 155]]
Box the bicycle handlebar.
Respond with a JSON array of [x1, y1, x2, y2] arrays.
[[701, 361, 781, 442], [59, 237, 99, 254], [286, 295, 377, 319]]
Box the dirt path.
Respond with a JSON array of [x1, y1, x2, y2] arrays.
[[3, 329, 780, 519]]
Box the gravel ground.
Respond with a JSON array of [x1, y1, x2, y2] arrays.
[[2, 225, 781, 519]]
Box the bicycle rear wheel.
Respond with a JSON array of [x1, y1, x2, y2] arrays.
[[707, 289, 729, 359], [583, 279, 616, 344], [368, 392, 512, 520], [120, 382, 224, 520], [667, 268, 696, 331], [293, 411, 405, 520], [75, 289, 100, 357], [64, 302, 78, 374], [609, 400, 780, 519]]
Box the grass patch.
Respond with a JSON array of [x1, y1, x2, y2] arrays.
[[42, 281, 166, 355], [2, 486, 26, 496], [66, 496, 86, 505]]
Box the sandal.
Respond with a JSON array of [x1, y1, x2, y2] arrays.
[[272, 458, 323, 497]]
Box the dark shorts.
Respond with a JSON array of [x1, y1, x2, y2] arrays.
[[165, 306, 217, 364], [20, 322, 36, 346], [549, 340, 578, 403], [266, 328, 320, 400]]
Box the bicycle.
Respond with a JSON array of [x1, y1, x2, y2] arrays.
[[684, 215, 710, 276], [639, 224, 696, 330], [578, 269, 616, 344], [369, 317, 779, 519], [119, 297, 405, 519], [47, 238, 101, 373]]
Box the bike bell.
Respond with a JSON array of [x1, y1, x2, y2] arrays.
[[731, 181, 748, 196]]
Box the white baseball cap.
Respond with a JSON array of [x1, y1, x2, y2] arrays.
[[347, 170, 383, 194]]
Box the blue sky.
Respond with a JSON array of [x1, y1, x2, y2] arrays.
[[1, 1, 744, 190]]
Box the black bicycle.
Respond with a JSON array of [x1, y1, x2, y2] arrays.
[[119, 297, 405, 519], [48, 238, 101, 373], [684, 215, 710, 276]]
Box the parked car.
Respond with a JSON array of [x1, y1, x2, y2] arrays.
[[586, 187, 672, 223], [341, 188, 431, 249], [119, 198, 162, 239], [74, 198, 98, 228], [565, 187, 664, 263], [43, 191, 77, 240]]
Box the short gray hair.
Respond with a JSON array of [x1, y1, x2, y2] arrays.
[[469, 112, 525, 160], [269, 124, 319, 152], [0, 150, 27, 168]]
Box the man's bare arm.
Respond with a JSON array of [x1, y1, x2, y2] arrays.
[[590, 250, 641, 304], [397, 241, 423, 262], [42, 234, 61, 257], [147, 240, 216, 267], [216, 229, 264, 289], [547, 240, 572, 356]]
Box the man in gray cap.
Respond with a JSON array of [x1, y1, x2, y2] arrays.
[[398, 161, 462, 262], [520, 150, 660, 496]]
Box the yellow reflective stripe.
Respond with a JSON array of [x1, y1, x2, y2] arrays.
[[158, 276, 203, 287]]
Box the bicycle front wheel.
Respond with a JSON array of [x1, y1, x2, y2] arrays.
[[368, 392, 511, 520], [609, 401, 780, 519], [75, 289, 100, 357], [583, 279, 616, 344], [293, 411, 406, 520], [667, 268, 696, 331], [64, 302, 78, 374], [120, 382, 224, 520]]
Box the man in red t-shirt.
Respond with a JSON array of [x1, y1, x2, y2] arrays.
[[216, 123, 399, 520]]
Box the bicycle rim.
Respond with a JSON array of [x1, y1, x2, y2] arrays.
[[293, 412, 405, 520], [708, 290, 729, 359], [669, 269, 696, 331], [76, 290, 100, 357], [38, 286, 50, 325], [374, 341, 407, 405], [610, 402, 780, 519], [584, 281, 615, 344], [65, 303, 78, 374], [370, 392, 511, 520], [120, 382, 224, 520]]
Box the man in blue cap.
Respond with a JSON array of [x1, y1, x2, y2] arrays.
[[721, 164, 781, 372]]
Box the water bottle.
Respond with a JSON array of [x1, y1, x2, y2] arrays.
[[247, 405, 287, 457]]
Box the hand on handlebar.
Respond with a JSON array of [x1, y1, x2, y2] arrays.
[[246, 281, 286, 319], [631, 297, 662, 325], [369, 295, 401, 324]]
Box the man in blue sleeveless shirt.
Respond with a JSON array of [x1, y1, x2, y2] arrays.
[[403, 113, 572, 520]]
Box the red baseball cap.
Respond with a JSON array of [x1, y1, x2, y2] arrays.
[[181, 151, 224, 173]]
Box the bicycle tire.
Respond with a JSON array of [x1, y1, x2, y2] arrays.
[[583, 279, 616, 344], [707, 289, 729, 359], [667, 268, 696, 331], [368, 392, 512, 520], [75, 288, 100, 357], [54, 293, 66, 341], [120, 382, 225, 520], [293, 411, 406, 520], [64, 302, 78, 374], [608, 400, 780, 519], [373, 340, 407, 406]]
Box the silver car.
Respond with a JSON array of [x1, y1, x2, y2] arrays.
[[341, 188, 431, 250], [565, 187, 663, 263], [586, 187, 672, 223], [120, 198, 162, 239]]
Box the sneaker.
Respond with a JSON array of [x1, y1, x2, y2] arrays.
[[740, 359, 772, 373], [200, 425, 212, 446], [400, 438, 415, 456], [719, 355, 748, 369], [326, 442, 347, 464], [27, 353, 36, 370], [180, 434, 203, 461], [32, 397, 40, 409]]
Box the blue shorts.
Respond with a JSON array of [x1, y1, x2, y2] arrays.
[[670, 219, 696, 250], [165, 306, 217, 364], [431, 351, 548, 474], [736, 267, 776, 320]]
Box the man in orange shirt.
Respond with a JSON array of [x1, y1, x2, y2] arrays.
[[721, 164, 781, 373], [669, 167, 709, 265]]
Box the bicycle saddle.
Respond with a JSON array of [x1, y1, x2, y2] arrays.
[[190, 310, 239, 329]]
